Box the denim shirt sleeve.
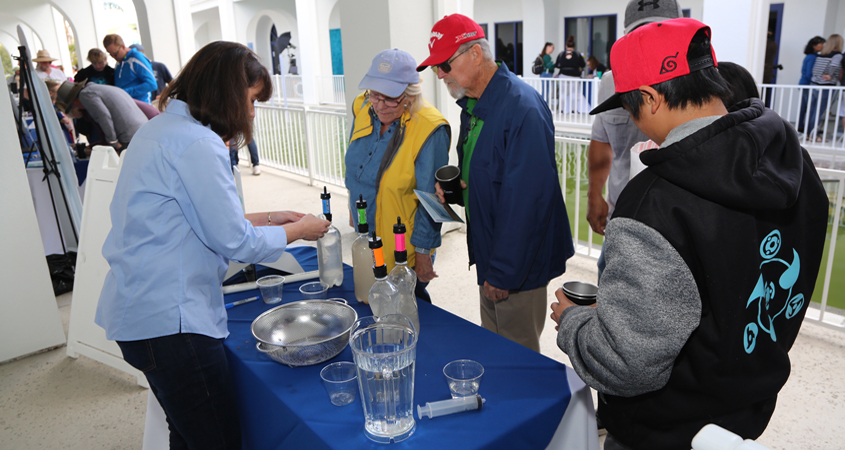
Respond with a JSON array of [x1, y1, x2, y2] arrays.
[[410, 126, 450, 251], [172, 138, 288, 263]]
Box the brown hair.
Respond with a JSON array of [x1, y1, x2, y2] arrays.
[[158, 41, 272, 145], [566, 35, 575, 48], [103, 34, 124, 48], [87, 48, 107, 63]]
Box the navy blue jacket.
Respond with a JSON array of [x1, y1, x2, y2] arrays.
[[456, 63, 574, 290]]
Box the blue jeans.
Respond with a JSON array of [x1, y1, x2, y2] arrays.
[[117, 333, 242, 450], [540, 72, 553, 104], [797, 87, 811, 132], [806, 88, 831, 135], [228, 140, 259, 167]]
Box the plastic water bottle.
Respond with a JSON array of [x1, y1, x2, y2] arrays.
[[388, 217, 420, 333], [352, 195, 375, 303], [367, 232, 400, 318], [317, 187, 343, 287]]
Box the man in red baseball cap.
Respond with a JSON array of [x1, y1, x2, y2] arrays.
[[551, 18, 829, 450], [423, 14, 575, 353]]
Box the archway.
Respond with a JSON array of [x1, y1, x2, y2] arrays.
[[246, 10, 297, 75]]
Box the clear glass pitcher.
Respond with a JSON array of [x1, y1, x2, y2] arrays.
[[350, 314, 417, 443]]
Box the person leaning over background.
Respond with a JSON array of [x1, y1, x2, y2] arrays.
[[103, 33, 157, 104], [552, 18, 829, 450], [420, 14, 574, 352], [95, 42, 330, 450], [54, 80, 147, 154], [345, 49, 450, 303], [74, 49, 115, 86]]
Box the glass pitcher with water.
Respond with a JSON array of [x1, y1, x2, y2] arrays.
[[350, 314, 417, 444]]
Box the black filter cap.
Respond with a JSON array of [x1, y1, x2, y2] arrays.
[[358, 222, 369, 234], [373, 264, 388, 278], [320, 186, 331, 200], [356, 194, 366, 210], [368, 231, 382, 249], [393, 216, 406, 235]]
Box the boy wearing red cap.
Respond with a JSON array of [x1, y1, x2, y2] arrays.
[[421, 14, 575, 352], [551, 18, 829, 449]]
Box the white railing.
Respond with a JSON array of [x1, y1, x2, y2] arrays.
[[760, 84, 845, 157], [253, 102, 348, 187], [270, 75, 304, 105], [555, 135, 601, 259], [253, 79, 843, 331], [522, 77, 600, 132], [315, 75, 346, 106], [806, 167, 845, 330]]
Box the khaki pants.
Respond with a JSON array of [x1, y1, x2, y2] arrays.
[[479, 285, 547, 352]]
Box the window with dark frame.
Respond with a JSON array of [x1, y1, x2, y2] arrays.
[[563, 15, 616, 72]]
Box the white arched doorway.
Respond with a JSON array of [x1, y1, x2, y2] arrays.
[[246, 9, 297, 76]]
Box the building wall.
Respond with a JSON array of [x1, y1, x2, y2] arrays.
[[777, 0, 837, 86]]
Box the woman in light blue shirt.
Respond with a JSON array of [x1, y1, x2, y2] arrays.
[[95, 42, 329, 450]]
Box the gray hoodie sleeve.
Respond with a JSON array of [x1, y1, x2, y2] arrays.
[[557, 217, 701, 397]]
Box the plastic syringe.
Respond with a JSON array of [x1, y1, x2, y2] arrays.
[[417, 395, 486, 419]]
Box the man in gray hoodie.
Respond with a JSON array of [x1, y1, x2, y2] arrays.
[[55, 81, 147, 152]]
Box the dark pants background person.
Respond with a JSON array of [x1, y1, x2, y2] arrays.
[[228, 139, 261, 175]]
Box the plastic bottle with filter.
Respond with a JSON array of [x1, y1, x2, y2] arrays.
[[352, 195, 375, 303], [316, 187, 343, 287], [388, 217, 420, 333], [367, 231, 400, 318]]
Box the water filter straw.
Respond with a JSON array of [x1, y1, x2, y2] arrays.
[[369, 231, 387, 278], [321, 187, 332, 222], [394, 216, 407, 262], [417, 395, 486, 419], [356, 194, 368, 233]]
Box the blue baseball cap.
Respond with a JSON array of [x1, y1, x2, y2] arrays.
[[358, 49, 420, 98]]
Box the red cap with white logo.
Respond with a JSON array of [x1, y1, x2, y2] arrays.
[[416, 14, 485, 72], [590, 18, 717, 115]]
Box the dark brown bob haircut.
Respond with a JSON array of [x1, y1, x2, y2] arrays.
[[158, 41, 272, 145]]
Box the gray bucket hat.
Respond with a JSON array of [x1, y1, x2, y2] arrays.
[[54, 80, 87, 113], [358, 49, 420, 98]]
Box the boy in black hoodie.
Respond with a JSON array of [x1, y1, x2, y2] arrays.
[[552, 18, 829, 450]]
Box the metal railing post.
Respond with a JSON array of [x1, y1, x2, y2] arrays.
[[302, 105, 316, 186]]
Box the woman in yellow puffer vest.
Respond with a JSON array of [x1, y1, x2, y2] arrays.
[[345, 48, 451, 303]]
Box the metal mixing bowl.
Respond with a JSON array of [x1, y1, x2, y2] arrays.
[[251, 299, 358, 367]]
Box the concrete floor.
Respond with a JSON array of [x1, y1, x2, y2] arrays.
[[2, 163, 844, 449]]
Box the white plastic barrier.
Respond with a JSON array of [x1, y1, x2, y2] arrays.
[[66, 146, 148, 386]]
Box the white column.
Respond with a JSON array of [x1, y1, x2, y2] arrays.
[[137, 0, 193, 73], [218, 0, 237, 42], [51, 7, 72, 76], [295, 0, 321, 104], [172, 0, 196, 68], [52, 0, 101, 71], [702, 0, 770, 83]]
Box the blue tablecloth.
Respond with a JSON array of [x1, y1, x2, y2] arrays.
[[223, 246, 573, 449]]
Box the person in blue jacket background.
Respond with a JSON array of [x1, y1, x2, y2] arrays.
[[103, 33, 157, 104], [420, 14, 575, 352]]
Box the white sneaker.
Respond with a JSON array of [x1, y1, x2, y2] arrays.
[[252, 165, 261, 176]]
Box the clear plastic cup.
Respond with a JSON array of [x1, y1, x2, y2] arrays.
[[256, 275, 285, 304], [443, 359, 484, 399], [320, 361, 358, 406], [299, 281, 329, 299]]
